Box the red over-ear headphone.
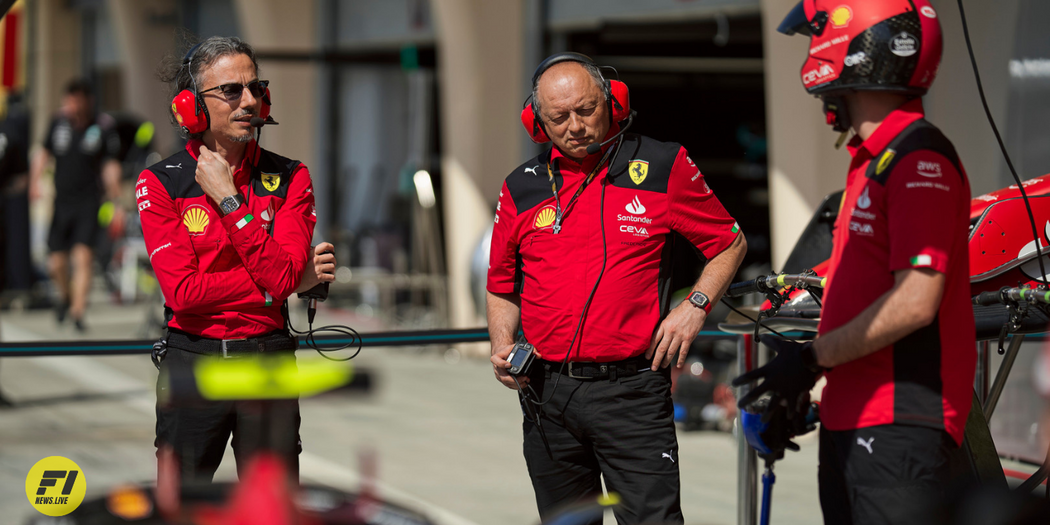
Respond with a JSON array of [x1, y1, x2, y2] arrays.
[[520, 52, 630, 144], [171, 43, 208, 135], [170, 43, 273, 135]]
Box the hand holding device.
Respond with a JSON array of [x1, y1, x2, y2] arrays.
[[491, 343, 528, 390]]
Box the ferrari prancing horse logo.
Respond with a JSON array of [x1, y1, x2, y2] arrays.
[[262, 173, 281, 192], [628, 160, 648, 185]]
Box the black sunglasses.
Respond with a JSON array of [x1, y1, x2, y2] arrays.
[[199, 79, 269, 101]]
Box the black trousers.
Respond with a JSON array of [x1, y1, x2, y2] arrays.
[[818, 424, 954, 525], [155, 347, 302, 483], [522, 361, 684, 525]]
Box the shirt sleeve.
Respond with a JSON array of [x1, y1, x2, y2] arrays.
[[667, 146, 741, 259], [219, 164, 316, 302], [486, 181, 520, 294], [136, 170, 267, 313], [886, 150, 966, 273]]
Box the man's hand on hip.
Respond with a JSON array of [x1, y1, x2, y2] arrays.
[[195, 145, 238, 204], [491, 343, 528, 390], [647, 301, 706, 370]]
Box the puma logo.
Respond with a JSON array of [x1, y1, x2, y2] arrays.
[[857, 437, 875, 454], [662, 451, 675, 463], [524, 165, 539, 176], [165, 163, 182, 169]]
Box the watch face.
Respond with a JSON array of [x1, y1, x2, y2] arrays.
[[690, 292, 709, 308]]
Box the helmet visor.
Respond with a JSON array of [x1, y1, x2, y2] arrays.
[[777, 1, 811, 35]]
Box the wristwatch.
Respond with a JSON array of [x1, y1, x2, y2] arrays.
[[687, 291, 711, 313], [218, 194, 245, 216]]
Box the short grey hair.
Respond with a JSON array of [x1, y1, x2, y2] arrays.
[[158, 36, 260, 138], [531, 60, 607, 119]]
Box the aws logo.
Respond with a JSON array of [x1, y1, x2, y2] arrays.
[[25, 456, 87, 516], [182, 204, 211, 236], [534, 204, 557, 230]]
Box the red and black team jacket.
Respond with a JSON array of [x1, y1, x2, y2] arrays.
[[487, 134, 741, 362], [135, 139, 315, 339], [819, 99, 975, 445]]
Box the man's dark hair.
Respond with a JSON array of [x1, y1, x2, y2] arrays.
[[65, 78, 93, 97], [158, 35, 260, 138]]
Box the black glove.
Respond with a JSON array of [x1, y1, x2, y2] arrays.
[[732, 336, 823, 420], [756, 402, 800, 462]]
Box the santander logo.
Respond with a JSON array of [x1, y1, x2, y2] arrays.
[[626, 196, 646, 215]]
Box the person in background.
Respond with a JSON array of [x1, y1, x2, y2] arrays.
[[30, 79, 122, 331]]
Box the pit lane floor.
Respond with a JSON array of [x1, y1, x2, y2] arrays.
[[0, 302, 824, 525]]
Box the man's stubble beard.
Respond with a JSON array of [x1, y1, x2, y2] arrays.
[[227, 130, 253, 143]]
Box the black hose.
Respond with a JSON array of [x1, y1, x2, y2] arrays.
[[957, 0, 1048, 284]]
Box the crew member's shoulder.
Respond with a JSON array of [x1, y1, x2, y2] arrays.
[[609, 133, 683, 193], [256, 147, 303, 174], [145, 150, 202, 199], [254, 147, 304, 198], [867, 119, 962, 185], [503, 149, 552, 213]]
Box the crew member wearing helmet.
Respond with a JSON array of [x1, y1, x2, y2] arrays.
[[735, 2, 975, 523]]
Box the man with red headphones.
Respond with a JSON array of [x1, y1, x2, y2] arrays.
[[487, 53, 747, 524], [735, 2, 975, 523], [136, 36, 334, 483]]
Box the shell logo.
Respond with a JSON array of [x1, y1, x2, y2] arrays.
[[830, 5, 852, 28], [182, 205, 210, 236], [534, 205, 556, 229]]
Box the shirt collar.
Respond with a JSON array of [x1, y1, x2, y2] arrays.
[[548, 123, 621, 174], [847, 98, 925, 159], [185, 138, 260, 175]]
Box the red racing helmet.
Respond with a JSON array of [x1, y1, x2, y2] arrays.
[[778, 0, 943, 96]]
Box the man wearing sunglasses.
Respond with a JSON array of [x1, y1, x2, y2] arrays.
[[734, 2, 975, 524], [137, 36, 335, 483]]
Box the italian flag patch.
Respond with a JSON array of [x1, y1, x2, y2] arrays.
[[910, 254, 933, 267], [264, 292, 273, 307], [236, 214, 254, 230], [731, 222, 740, 234]]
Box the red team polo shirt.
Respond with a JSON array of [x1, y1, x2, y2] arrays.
[[487, 134, 740, 362], [818, 100, 975, 444], [136, 139, 315, 339]]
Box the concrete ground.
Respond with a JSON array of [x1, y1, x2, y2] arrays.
[[0, 299, 827, 525]]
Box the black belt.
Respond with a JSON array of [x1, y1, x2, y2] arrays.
[[539, 354, 653, 380], [166, 329, 297, 358]]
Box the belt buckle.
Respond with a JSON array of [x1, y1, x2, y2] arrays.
[[567, 362, 584, 379], [221, 338, 246, 359], [567, 362, 606, 379]]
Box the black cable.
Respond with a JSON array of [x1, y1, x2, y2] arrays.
[[807, 289, 823, 308], [957, 0, 1047, 284], [719, 298, 799, 343], [287, 309, 363, 362], [527, 139, 621, 407]]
